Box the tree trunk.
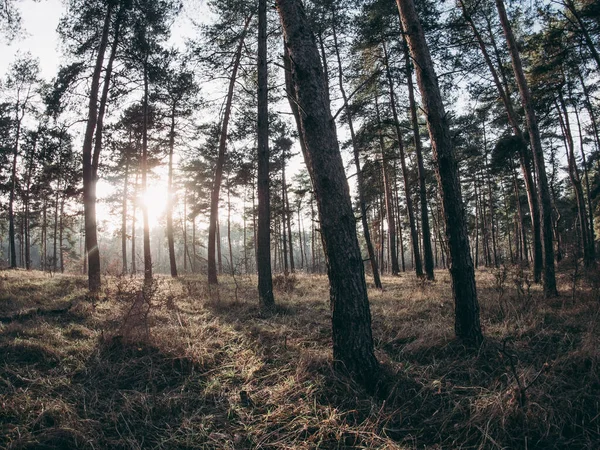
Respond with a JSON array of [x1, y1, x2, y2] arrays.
[[82, 4, 113, 291], [572, 95, 596, 260], [382, 41, 421, 277], [397, 0, 483, 344], [375, 93, 400, 275], [495, 0, 557, 296], [257, 0, 275, 307], [459, 0, 542, 282], [277, 0, 379, 388], [208, 15, 252, 285], [556, 94, 593, 265], [122, 146, 129, 275], [131, 169, 138, 274], [141, 58, 153, 282], [24, 131, 37, 271], [402, 28, 434, 279], [167, 105, 178, 277], [8, 104, 23, 269], [331, 16, 382, 288]]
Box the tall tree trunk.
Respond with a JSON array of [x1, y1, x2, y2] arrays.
[[474, 183, 480, 268], [495, 0, 557, 296], [227, 179, 234, 275], [382, 41, 421, 277], [459, 0, 542, 282], [167, 105, 178, 277], [331, 16, 382, 288], [397, 0, 483, 344], [59, 195, 65, 273], [512, 165, 528, 264], [82, 4, 113, 291], [277, 0, 379, 388], [556, 94, 593, 265], [257, 0, 275, 306], [131, 168, 138, 274], [284, 170, 295, 273], [402, 28, 434, 279], [8, 103, 23, 269], [141, 58, 153, 282], [122, 147, 129, 275], [53, 182, 59, 272], [375, 94, 400, 275], [572, 96, 596, 260], [208, 15, 252, 285], [24, 132, 37, 271]]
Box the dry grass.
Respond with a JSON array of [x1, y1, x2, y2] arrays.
[[0, 265, 599, 449]]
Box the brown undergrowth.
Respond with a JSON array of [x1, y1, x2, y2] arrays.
[[0, 265, 598, 449]]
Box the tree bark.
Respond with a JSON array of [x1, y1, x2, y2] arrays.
[[167, 104, 178, 277], [495, 0, 557, 296], [277, 0, 379, 388], [82, 4, 113, 291], [256, 0, 275, 309], [397, 0, 483, 344]]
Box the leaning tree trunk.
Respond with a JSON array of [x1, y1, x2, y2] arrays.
[[277, 0, 380, 389], [207, 15, 252, 285], [495, 0, 557, 296], [397, 0, 483, 344], [331, 15, 382, 289], [459, 0, 542, 282], [556, 94, 593, 266], [82, 4, 113, 291], [257, 0, 275, 309]]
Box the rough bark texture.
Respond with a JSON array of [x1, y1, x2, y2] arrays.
[[277, 0, 379, 388], [207, 15, 251, 285], [331, 15, 382, 289], [495, 0, 557, 296], [396, 0, 483, 345], [257, 0, 275, 309], [82, 4, 113, 292]]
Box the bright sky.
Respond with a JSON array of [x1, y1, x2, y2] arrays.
[[0, 0, 207, 230], [0, 0, 62, 79]]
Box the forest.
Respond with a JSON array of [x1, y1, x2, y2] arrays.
[[0, 0, 599, 448]]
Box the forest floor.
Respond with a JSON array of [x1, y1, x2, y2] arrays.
[[0, 265, 599, 449]]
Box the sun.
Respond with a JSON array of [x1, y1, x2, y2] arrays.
[[140, 184, 169, 228]]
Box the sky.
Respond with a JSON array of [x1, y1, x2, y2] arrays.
[[0, 0, 209, 231], [0, 0, 63, 79]]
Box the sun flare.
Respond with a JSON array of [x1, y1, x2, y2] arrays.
[[139, 184, 169, 228]]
